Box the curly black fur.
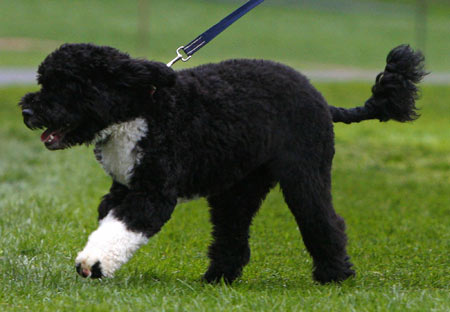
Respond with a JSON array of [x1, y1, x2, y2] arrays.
[[19, 43, 424, 284], [329, 44, 426, 124]]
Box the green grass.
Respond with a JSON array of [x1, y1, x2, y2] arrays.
[[0, 0, 449, 71], [0, 84, 449, 311]]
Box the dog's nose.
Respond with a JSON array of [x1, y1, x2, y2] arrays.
[[22, 108, 34, 117]]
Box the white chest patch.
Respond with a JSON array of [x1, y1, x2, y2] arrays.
[[93, 118, 148, 187]]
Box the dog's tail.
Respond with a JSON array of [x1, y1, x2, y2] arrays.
[[329, 45, 426, 124]]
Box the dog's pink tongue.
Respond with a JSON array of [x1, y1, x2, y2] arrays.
[[40, 129, 58, 142]]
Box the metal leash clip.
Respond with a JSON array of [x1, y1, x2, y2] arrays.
[[167, 46, 192, 67], [166, 0, 264, 68]]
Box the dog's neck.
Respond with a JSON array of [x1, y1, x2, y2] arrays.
[[93, 118, 148, 187]]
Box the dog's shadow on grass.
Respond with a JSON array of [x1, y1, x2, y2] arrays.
[[100, 269, 359, 293]]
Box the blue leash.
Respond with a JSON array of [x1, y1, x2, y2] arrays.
[[167, 0, 265, 67]]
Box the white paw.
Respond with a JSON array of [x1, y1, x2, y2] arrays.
[[75, 250, 105, 278], [75, 212, 148, 278]]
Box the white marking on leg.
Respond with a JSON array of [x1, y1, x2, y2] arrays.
[[75, 211, 148, 277]]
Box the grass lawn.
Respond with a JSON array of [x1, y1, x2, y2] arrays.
[[0, 0, 449, 72], [0, 82, 449, 311]]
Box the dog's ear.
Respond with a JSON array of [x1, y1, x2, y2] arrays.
[[113, 59, 176, 89]]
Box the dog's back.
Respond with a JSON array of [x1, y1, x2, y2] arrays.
[[168, 59, 333, 195]]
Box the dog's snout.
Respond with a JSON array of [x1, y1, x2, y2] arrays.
[[22, 108, 34, 117], [21, 108, 41, 129]]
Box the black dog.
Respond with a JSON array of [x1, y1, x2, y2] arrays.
[[19, 43, 425, 283]]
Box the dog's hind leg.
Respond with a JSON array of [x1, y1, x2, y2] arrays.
[[278, 155, 355, 284], [204, 166, 275, 284]]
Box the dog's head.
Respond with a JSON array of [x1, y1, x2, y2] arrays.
[[19, 43, 175, 150]]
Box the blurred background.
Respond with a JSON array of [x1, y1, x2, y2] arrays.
[[0, 0, 449, 83], [1, 3, 449, 309]]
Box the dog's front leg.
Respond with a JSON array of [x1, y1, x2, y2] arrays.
[[97, 181, 129, 220], [75, 191, 176, 278]]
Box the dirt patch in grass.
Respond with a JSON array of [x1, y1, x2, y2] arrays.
[[0, 37, 61, 52]]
